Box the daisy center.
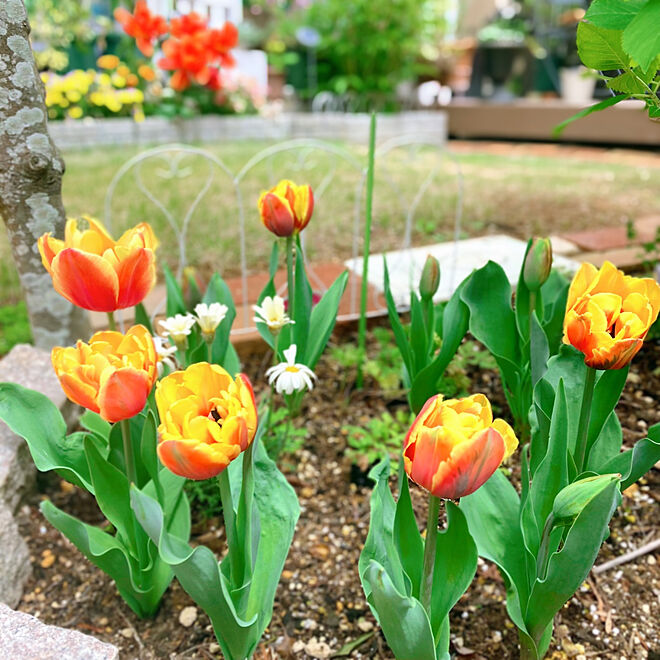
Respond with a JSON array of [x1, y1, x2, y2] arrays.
[[285, 365, 300, 373]]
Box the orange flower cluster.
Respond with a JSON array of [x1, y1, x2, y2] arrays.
[[159, 15, 238, 92], [114, 1, 168, 57]]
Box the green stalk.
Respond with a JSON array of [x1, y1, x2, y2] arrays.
[[574, 366, 597, 472], [120, 419, 137, 486], [535, 513, 555, 580], [239, 441, 255, 586], [420, 494, 441, 615], [218, 468, 241, 584], [286, 235, 295, 320], [107, 311, 117, 332], [356, 112, 377, 390]]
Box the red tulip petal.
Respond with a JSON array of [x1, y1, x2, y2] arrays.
[[97, 367, 151, 423], [115, 248, 156, 309], [431, 427, 505, 499], [157, 439, 232, 480], [51, 249, 119, 312]]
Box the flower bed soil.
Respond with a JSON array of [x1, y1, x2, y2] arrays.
[[15, 328, 660, 659]]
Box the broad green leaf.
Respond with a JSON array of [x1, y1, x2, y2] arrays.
[[163, 263, 186, 317], [203, 273, 239, 372], [552, 95, 628, 137], [134, 302, 154, 335], [41, 500, 171, 618], [600, 423, 660, 489], [305, 270, 348, 368], [577, 22, 630, 69], [606, 70, 650, 94], [140, 411, 163, 503], [409, 293, 429, 376], [585, 0, 646, 29], [461, 470, 530, 635], [80, 411, 111, 443], [525, 479, 620, 644], [186, 270, 203, 309], [622, 0, 660, 70], [409, 280, 469, 413], [430, 503, 477, 645], [292, 244, 313, 354], [530, 311, 550, 388], [393, 464, 423, 598], [0, 383, 92, 492], [254, 242, 279, 352], [586, 411, 623, 472], [540, 269, 569, 354], [363, 561, 437, 660], [383, 258, 413, 377]]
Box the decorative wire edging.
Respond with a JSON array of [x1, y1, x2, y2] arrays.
[[104, 138, 463, 335]]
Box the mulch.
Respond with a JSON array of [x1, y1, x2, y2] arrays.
[[15, 327, 660, 659]]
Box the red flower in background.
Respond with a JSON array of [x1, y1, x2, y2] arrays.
[[206, 23, 238, 67], [114, 1, 168, 57], [169, 12, 208, 37]]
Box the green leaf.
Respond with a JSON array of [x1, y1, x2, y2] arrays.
[[606, 70, 650, 94], [0, 383, 92, 491], [363, 561, 437, 660], [393, 464, 423, 598], [409, 280, 469, 414], [292, 244, 313, 355], [331, 632, 374, 657], [622, 0, 660, 70], [585, 0, 646, 29], [586, 411, 623, 473], [41, 499, 171, 618], [254, 243, 279, 352], [529, 311, 550, 388], [80, 411, 111, 442], [525, 478, 620, 644], [600, 423, 660, 489], [134, 302, 154, 335], [409, 293, 429, 376], [163, 264, 186, 317], [552, 94, 628, 138], [305, 270, 348, 368], [140, 411, 163, 503], [202, 273, 239, 372], [186, 270, 203, 309], [430, 503, 477, 644], [540, 270, 569, 354], [577, 22, 630, 69]]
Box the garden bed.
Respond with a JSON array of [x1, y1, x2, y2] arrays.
[[15, 326, 660, 659]]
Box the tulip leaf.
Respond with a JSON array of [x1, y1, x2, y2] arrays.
[[383, 258, 413, 378], [80, 411, 112, 443], [186, 270, 203, 309], [430, 502, 478, 645], [41, 499, 173, 618], [140, 411, 163, 503], [525, 478, 620, 644], [540, 270, 569, 354], [255, 243, 279, 352], [409, 293, 428, 375], [131, 436, 298, 660], [359, 458, 408, 600], [393, 462, 423, 598], [529, 310, 550, 388], [0, 383, 92, 492], [203, 272, 240, 373], [363, 560, 437, 660], [461, 469, 530, 636], [599, 423, 660, 490], [305, 270, 349, 369], [586, 411, 623, 473], [293, 244, 313, 353], [409, 280, 469, 414], [163, 263, 186, 317], [134, 302, 154, 335]]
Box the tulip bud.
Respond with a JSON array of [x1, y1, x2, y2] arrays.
[[552, 474, 620, 526], [523, 237, 553, 292], [259, 193, 296, 237], [419, 255, 440, 301]]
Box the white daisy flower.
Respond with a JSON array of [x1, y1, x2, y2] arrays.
[[159, 313, 196, 346], [253, 295, 294, 332], [152, 336, 177, 376], [194, 302, 228, 336], [266, 344, 316, 395]]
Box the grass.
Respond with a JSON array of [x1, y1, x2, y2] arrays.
[[1, 138, 659, 311]]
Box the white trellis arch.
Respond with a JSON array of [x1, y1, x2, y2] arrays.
[[104, 137, 463, 335]]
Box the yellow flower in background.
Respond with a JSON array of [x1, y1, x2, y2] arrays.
[[97, 54, 120, 70], [138, 64, 156, 81], [67, 107, 83, 119], [117, 65, 131, 78], [563, 261, 660, 370], [126, 74, 139, 87]]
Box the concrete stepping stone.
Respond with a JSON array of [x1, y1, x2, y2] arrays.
[[344, 234, 580, 308], [0, 603, 118, 659]]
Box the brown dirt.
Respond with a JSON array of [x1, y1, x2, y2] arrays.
[[15, 329, 660, 659]]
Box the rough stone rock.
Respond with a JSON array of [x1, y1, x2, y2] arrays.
[[0, 603, 119, 659], [0, 505, 31, 608]]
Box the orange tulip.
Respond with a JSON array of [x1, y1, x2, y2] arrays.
[[51, 325, 157, 423], [404, 394, 518, 500], [156, 363, 258, 480], [258, 180, 314, 237], [38, 216, 158, 313], [563, 261, 660, 370], [114, 0, 168, 57]]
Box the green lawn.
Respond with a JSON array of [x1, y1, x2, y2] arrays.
[[1, 139, 659, 308]]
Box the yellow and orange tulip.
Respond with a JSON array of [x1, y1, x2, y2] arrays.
[[563, 261, 660, 370], [51, 325, 157, 423], [403, 394, 518, 500], [38, 216, 158, 313], [257, 179, 314, 237], [155, 363, 258, 480]]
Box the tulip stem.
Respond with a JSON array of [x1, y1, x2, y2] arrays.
[[218, 469, 241, 584], [286, 235, 295, 319], [107, 312, 117, 332], [120, 419, 137, 486], [420, 494, 441, 616], [574, 366, 597, 472]]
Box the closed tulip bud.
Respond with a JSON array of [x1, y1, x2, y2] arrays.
[[523, 237, 553, 292], [419, 255, 440, 301], [552, 474, 620, 526], [258, 180, 314, 238]]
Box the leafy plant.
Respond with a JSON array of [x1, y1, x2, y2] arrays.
[[0, 301, 32, 356], [344, 409, 413, 473], [262, 406, 308, 462]]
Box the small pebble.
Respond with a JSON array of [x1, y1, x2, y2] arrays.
[[179, 606, 198, 628]]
